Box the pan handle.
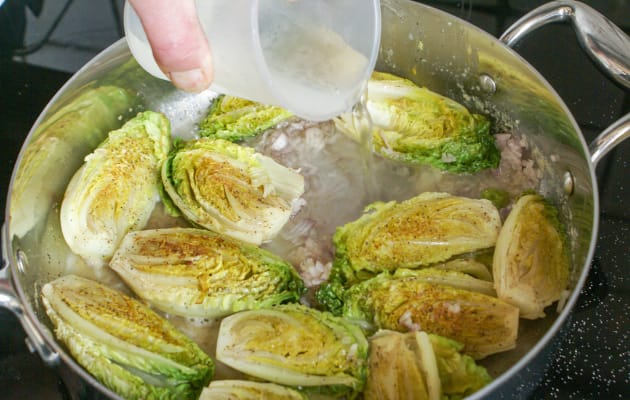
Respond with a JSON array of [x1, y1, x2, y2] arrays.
[[499, 0, 630, 90], [499, 1, 630, 166], [588, 113, 630, 167], [0, 224, 60, 367]]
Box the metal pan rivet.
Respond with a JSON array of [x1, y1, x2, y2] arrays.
[[479, 74, 497, 94], [563, 171, 575, 195], [16, 250, 28, 275]]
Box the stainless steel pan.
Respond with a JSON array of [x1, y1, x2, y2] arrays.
[[1, 0, 629, 398]]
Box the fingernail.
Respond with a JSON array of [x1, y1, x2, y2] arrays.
[[168, 68, 211, 93]]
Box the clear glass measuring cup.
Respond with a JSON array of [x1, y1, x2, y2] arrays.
[[124, 0, 381, 121]]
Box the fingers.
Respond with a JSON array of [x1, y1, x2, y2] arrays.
[[128, 0, 213, 92]]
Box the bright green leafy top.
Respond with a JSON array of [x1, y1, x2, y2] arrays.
[[335, 71, 500, 173]]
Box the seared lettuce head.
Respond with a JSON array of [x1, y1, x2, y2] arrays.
[[216, 304, 368, 397], [365, 330, 491, 400], [110, 227, 306, 318], [333, 192, 501, 277], [335, 71, 500, 173], [41, 275, 214, 400], [59, 111, 172, 268], [341, 272, 519, 359], [493, 194, 570, 319], [365, 330, 441, 400], [161, 138, 304, 245], [199, 95, 293, 142], [317, 192, 501, 313]]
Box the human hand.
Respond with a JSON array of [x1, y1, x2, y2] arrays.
[[128, 0, 213, 92]]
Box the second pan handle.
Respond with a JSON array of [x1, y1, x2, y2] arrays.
[[499, 0, 630, 90]]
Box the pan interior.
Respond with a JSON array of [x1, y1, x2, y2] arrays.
[[6, 0, 596, 395]]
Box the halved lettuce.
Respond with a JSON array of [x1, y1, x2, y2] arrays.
[[216, 304, 368, 397], [161, 138, 304, 245], [365, 330, 491, 400], [493, 194, 570, 319], [333, 192, 500, 280], [41, 275, 214, 400], [317, 192, 501, 313], [110, 227, 305, 318], [334, 72, 500, 173], [59, 111, 171, 268], [342, 272, 519, 359], [365, 330, 440, 400]]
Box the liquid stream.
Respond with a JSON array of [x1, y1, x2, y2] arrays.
[[352, 87, 379, 202]]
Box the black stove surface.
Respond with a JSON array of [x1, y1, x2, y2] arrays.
[[1, 1, 628, 399]]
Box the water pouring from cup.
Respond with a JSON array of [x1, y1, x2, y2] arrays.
[[124, 0, 381, 121]]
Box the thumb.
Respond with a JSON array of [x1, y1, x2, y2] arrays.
[[129, 0, 213, 92]]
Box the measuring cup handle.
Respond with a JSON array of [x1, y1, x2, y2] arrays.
[[499, 0, 630, 90], [1, 224, 59, 367]]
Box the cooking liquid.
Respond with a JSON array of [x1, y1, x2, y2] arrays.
[[30, 108, 543, 385], [351, 86, 379, 201]]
